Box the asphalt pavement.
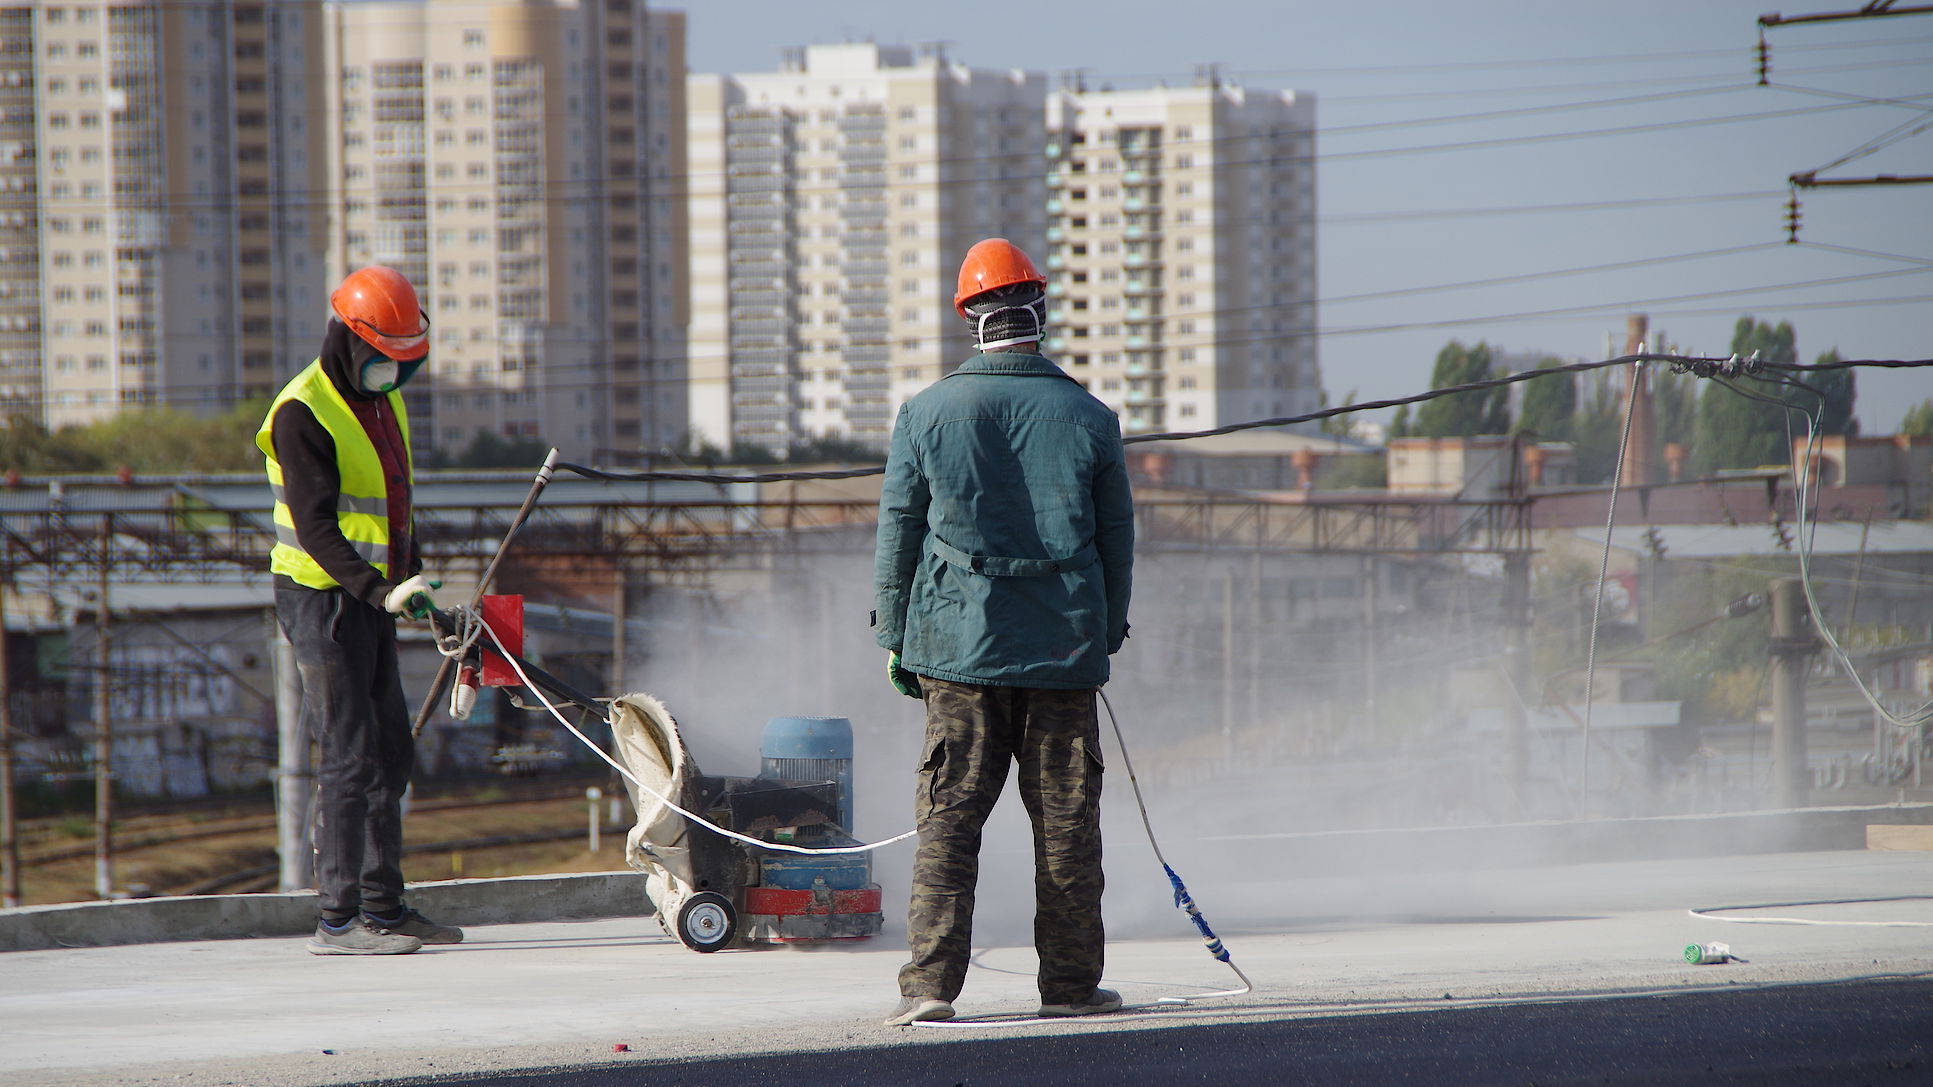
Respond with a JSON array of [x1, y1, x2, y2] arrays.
[[4, 848, 1930, 1086]]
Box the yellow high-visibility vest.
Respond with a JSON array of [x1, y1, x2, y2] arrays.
[[254, 359, 412, 589]]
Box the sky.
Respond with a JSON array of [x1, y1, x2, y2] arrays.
[[679, 0, 1933, 433]]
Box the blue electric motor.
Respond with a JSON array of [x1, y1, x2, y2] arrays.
[[759, 715, 855, 831], [742, 715, 882, 943]]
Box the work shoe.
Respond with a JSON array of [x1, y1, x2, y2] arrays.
[[364, 907, 464, 945], [883, 997, 956, 1026], [1038, 988, 1122, 1018], [306, 917, 422, 956]]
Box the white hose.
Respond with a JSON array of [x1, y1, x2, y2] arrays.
[[481, 616, 917, 857], [1691, 896, 1933, 928]]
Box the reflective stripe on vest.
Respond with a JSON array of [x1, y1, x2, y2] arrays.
[[255, 358, 411, 590]]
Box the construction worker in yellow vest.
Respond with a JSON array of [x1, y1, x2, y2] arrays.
[[256, 265, 460, 955]]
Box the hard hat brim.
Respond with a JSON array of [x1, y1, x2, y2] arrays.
[[347, 312, 431, 361]]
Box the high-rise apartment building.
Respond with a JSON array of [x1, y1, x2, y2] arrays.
[[1044, 81, 1317, 434], [686, 43, 1044, 454], [3, 0, 330, 427], [325, 0, 688, 461]]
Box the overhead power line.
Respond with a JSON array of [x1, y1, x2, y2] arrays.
[[20, 87, 1932, 218], [550, 354, 1933, 484]]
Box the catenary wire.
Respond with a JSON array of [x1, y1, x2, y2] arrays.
[[26, 89, 1933, 218]]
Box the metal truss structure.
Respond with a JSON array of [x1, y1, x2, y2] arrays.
[[0, 476, 1534, 593]]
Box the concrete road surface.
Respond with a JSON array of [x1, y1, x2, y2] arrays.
[[3, 849, 1929, 1086]]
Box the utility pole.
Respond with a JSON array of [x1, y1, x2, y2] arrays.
[[272, 610, 312, 892], [93, 515, 113, 900], [1618, 314, 1658, 488], [0, 555, 19, 908], [610, 561, 628, 695], [1361, 554, 1380, 728], [1502, 434, 1532, 802], [1220, 568, 1235, 737], [1769, 577, 1820, 808]]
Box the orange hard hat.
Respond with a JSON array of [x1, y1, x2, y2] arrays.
[[954, 238, 1046, 318], [331, 265, 430, 361]]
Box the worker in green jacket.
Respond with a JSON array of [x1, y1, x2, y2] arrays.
[[875, 238, 1134, 1025]]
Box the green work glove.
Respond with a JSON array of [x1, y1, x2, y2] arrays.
[[888, 651, 923, 699]]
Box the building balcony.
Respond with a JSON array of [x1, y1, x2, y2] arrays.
[[1123, 224, 1161, 241], [1045, 225, 1064, 242], [1122, 253, 1156, 269], [1045, 253, 1066, 270], [1046, 198, 1063, 214]]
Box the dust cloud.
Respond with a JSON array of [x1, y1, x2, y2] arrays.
[[602, 530, 1835, 963]]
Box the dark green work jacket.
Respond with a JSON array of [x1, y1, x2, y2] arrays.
[[873, 352, 1134, 689]]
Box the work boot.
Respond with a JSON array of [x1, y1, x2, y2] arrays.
[[1038, 988, 1122, 1018], [883, 997, 956, 1026], [306, 917, 422, 956], [364, 907, 464, 945]]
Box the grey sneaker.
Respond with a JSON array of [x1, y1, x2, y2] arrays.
[[883, 997, 956, 1026], [1038, 988, 1122, 1018], [366, 907, 464, 945], [306, 917, 422, 956]]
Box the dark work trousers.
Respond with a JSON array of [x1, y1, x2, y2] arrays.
[[275, 580, 414, 924], [899, 678, 1105, 1006]]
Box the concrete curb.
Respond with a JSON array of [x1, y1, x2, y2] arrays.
[[0, 871, 651, 954], [8, 803, 1931, 953], [1192, 802, 1933, 876]]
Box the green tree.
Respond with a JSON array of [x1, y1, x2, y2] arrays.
[[1692, 316, 1800, 473], [1901, 399, 1933, 436], [1316, 453, 1387, 489], [423, 430, 552, 470], [1569, 370, 1625, 484], [1514, 357, 1575, 441], [1413, 340, 1507, 437], [0, 400, 272, 474], [1387, 403, 1413, 440], [785, 435, 882, 463], [1317, 388, 1357, 439], [1799, 348, 1857, 437], [1652, 365, 1698, 449], [0, 417, 101, 473]]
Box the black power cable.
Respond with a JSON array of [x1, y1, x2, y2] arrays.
[[555, 353, 1933, 485]]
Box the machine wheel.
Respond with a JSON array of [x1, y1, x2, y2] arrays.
[[675, 891, 737, 952]]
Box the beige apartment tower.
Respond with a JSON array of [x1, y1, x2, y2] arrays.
[[324, 0, 687, 461], [3, 1, 330, 426], [686, 43, 1045, 454], [1044, 81, 1317, 434]]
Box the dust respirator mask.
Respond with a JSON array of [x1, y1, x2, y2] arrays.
[[962, 283, 1048, 351], [359, 357, 402, 394]]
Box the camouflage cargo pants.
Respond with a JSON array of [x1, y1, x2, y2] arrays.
[[898, 677, 1105, 1005]]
